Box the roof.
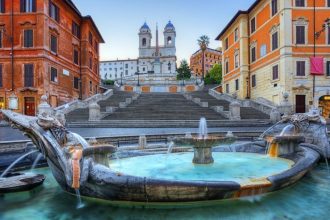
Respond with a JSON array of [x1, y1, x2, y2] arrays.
[[64, 0, 105, 43], [140, 22, 151, 30], [215, 0, 261, 40], [191, 48, 222, 57], [165, 21, 175, 30], [100, 59, 138, 63], [83, 16, 105, 43]]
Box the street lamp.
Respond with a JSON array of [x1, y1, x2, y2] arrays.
[[136, 72, 140, 86], [314, 18, 330, 40], [195, 74, 198, 85], [120, 73, 123, 86]]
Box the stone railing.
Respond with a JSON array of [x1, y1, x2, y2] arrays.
[[209, 89, 276, 116], [55, 89, 113, 114]]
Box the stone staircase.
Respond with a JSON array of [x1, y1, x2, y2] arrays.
[[189, 90, 270, 120], [65, 88, 272, 128], [66, 90, 136, 122], [103, 93, 226, 121]]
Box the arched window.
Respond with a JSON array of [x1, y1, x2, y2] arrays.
[[142, 38, 146, 46], [168, 62, 171, 71], [167, 36, 172, 45]]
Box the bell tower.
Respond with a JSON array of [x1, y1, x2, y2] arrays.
[[164, 21, 176, 48], [139, 22, 152, 49]]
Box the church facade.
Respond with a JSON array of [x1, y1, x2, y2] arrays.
[[138, 21, 177, 75], [99, 21, 177, 81]]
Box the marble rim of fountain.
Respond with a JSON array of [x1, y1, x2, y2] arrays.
[[72, 145, 319, 203], [172, 135, 236, 148]]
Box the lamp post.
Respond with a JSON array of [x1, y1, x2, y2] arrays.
[[120, 73, 123, 86], [246, 77, 250, 99], [195, 74, 198, 85]]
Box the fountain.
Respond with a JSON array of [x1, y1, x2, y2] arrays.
[[0, 97, 328, 203], [172, 118, 236, 164]]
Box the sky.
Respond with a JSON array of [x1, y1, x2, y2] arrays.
[[73, 0, 255, 62]]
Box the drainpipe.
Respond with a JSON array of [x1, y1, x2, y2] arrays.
[[10, 0, 14, 91], [312, 0, 316, 104], [246, 14, 251, 99], [79, 30, 82, 100]]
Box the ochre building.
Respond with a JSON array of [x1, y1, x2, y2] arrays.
[[216, 0, 330, 117], [190, 48, 222, 77], [0, 0, 104, 115]]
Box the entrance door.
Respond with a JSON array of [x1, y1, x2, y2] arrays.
[[24, 97, 35, 116], [296, 95, 306, 113]]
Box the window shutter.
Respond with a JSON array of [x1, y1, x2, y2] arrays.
[[32, 0, 36, 12], [71, 22, 74, 35], [296, 26, 305, 44], [328, 26, 330, 44], [56, 6, 59, 22], [1, 0, 5, 13], [20, 0, 25, 12], [0, 30, 2, 48], [0, 64, 2, 87], [29, 30, 33, 47], [49, 1, 51, 16], [327, 61, 330, 76], [24, 30, 27, 47]]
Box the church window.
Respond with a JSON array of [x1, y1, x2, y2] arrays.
[[142, 38, 146, 46], [167, 36, 172, 44], [168, 62, 171, 71]]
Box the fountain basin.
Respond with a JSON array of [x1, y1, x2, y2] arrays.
[[45, 144, 319, 203]]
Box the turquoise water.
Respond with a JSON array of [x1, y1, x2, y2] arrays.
[[0, 165, 330, 219], [110, 153, 293, 183]]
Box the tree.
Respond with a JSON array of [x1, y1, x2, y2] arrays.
[[204, 64, 222, 85], [176, 60, 192, 80], [197, 35, 210, 80]]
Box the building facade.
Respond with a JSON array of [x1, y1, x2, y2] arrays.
[[138, 21, 177, 75], [216, 0, 330, 117], [0, 0, 104, 115], [190, 48, 222, 76], [100, 59, 138, 81]]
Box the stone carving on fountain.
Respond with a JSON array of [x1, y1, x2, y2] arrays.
[[1, 96, 115, 192], [260, 108, 330, 158]]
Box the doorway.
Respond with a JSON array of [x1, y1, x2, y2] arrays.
[[24, 97, 35, 116], [295, 95, 306, 113]]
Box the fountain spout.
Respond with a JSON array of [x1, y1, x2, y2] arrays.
[[198, 117, 208, 140]]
